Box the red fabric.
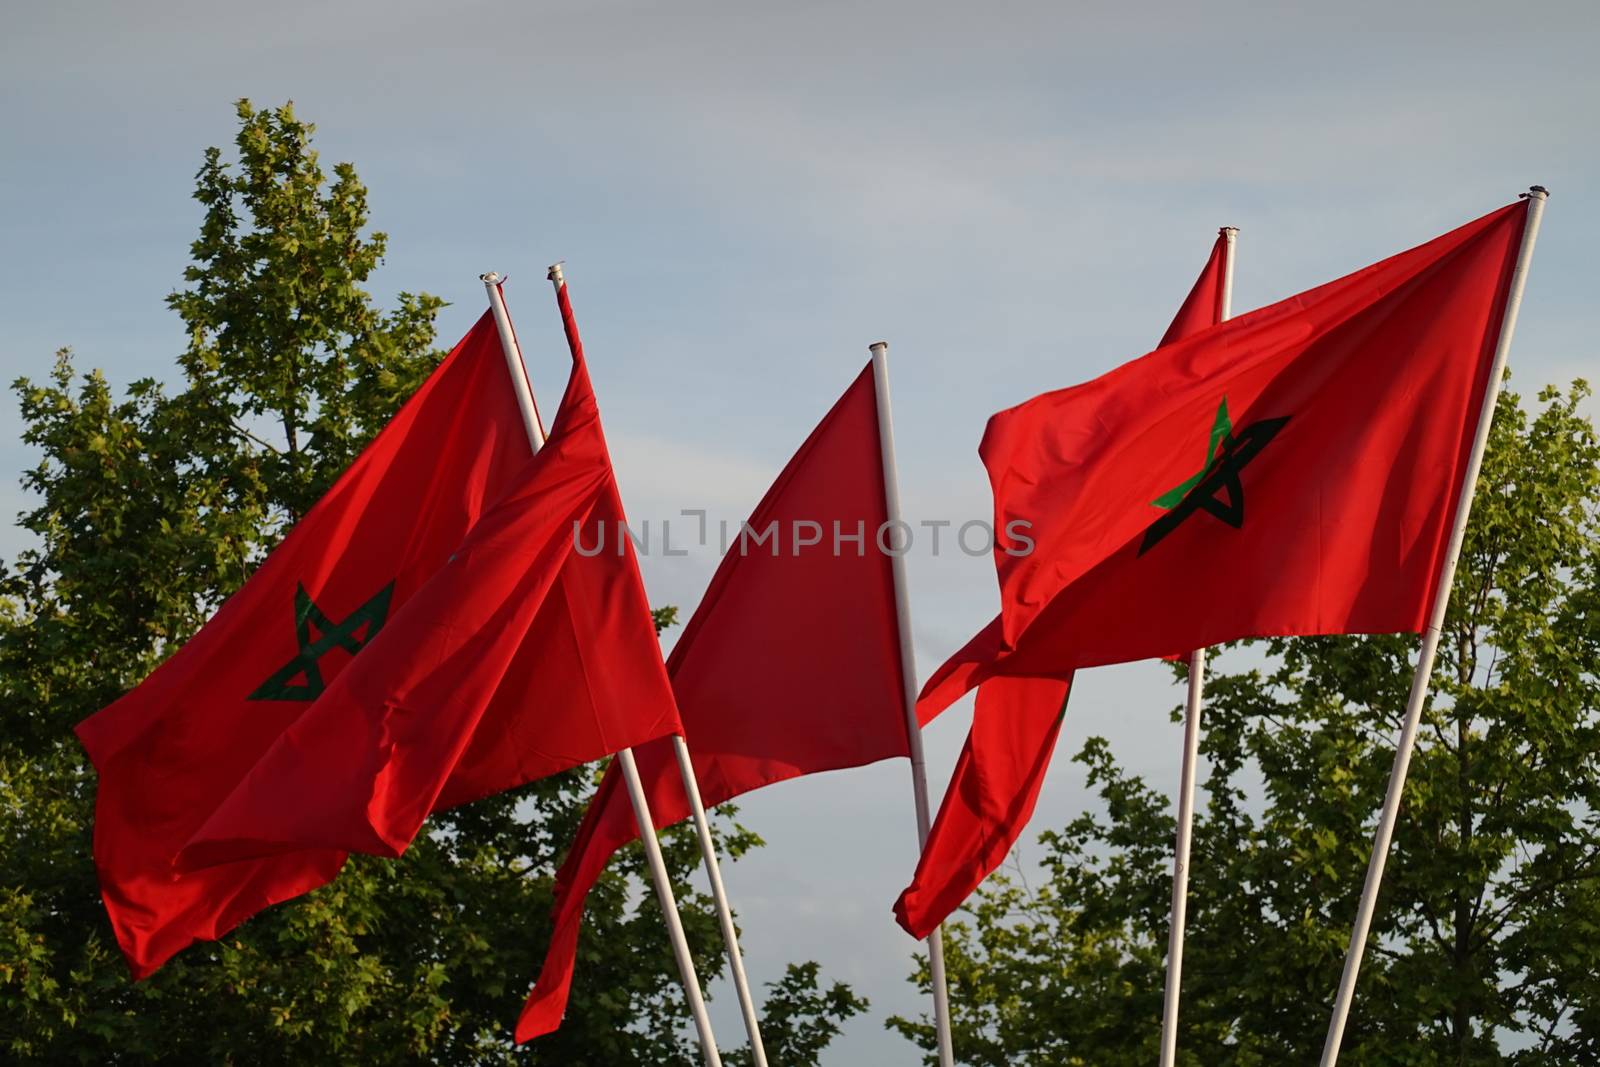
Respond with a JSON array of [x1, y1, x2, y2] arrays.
[[896, 235, 1232, 937], [74, 313, 531, 977], [1159, 232, 1228, 347], [516, 363, 908, 1042], [908, 230, 1228, 716], [437, 283, 662, 813], [179, 345, 683, 865], [895, 673, 1070, 939], [991, 201, 1524, 658], [896, 202, 1528, 937]]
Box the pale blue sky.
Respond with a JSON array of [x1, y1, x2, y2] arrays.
[[4, 2, 1597, 1061]]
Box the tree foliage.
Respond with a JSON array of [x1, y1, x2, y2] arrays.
[[893, 382, 1600, 1065], [0, 99, 858, 1064]]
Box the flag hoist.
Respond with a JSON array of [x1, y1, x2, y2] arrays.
[[1319, 186, 1549, 1066], [481, 269, 736, 1067], [1160, 225, 1237, 1067]]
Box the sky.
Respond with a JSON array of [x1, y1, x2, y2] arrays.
[[3, 2, 1598, 1061]]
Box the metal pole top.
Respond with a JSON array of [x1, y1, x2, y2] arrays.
[[869, 340, 889, 354], [480, 271, 501, 284], [547, 262, 566, 285], [1219, 226, 1239, 236], [1525, 185, 1550, 199]]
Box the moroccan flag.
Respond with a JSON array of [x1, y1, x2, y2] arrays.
[[988, 200, 1525, 660], [75, 312, 535, 977], [897, 200, 1529, 938], [178, 339, 682, 866], [516, 363, 909, 1042], [896, 231, 1230, 938]]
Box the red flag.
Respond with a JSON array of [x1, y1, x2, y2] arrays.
[[1159, 231, 1229, 347], [74, 313, 533, 977], [516, 363, 908, 1042], [896, 231, 1232, 938], [988, 201, 1525, 660], [894, 673, 1070, 938], [898, 201, 1528, 938], [179, 343, 682, 866]]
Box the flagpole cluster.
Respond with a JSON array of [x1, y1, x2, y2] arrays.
[[615, 749, 723, 1067], [671, 732, 770, 1067], [1318, 186, 1548, 1066]]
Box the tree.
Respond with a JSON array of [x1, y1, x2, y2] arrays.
[[0, 99, 863, 1064], [892, 382, 1600, 1065]]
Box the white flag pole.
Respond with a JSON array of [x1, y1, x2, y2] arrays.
[[615, 747, 725, 1067], [1319, 186, 1548, 1067], [482, 272, 546, 450], [1158, 224, 1237, 1067], [670, 734, 770, 1067], [482, 271, 723, 1067], [870, 341, 956, 1067]]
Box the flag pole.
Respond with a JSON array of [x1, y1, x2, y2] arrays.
[[481, 272, 546, 449], [670, 732, 770, 1067], [483, 271, 723, 1067], [616, 748, 724, 1067], [870, 341, 956, 1067], [543, 263, 732, 1067], [1158, 224, 1236, 1067], [1319, 186, 1548, 1066]]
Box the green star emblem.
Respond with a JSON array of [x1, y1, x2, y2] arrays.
[[1139, 396, 1290, 556], [249, 581, 395, 702], [1153, 398, 1233, 509]]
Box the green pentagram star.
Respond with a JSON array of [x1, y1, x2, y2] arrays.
[[1153, 397, 1233, 509], [248, 581, 395, 702], [1139, 396, 1290, 557]]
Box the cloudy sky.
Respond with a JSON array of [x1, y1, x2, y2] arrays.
[[4, 2, 1597, 1061]]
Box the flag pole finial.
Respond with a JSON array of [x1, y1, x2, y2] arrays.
[[479, 271, 501, 284], [869, 341, 889, 354], [547, 262, 566, 285], [1220, 225, 1239, 236], [1524, 185, 1549, 199]]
